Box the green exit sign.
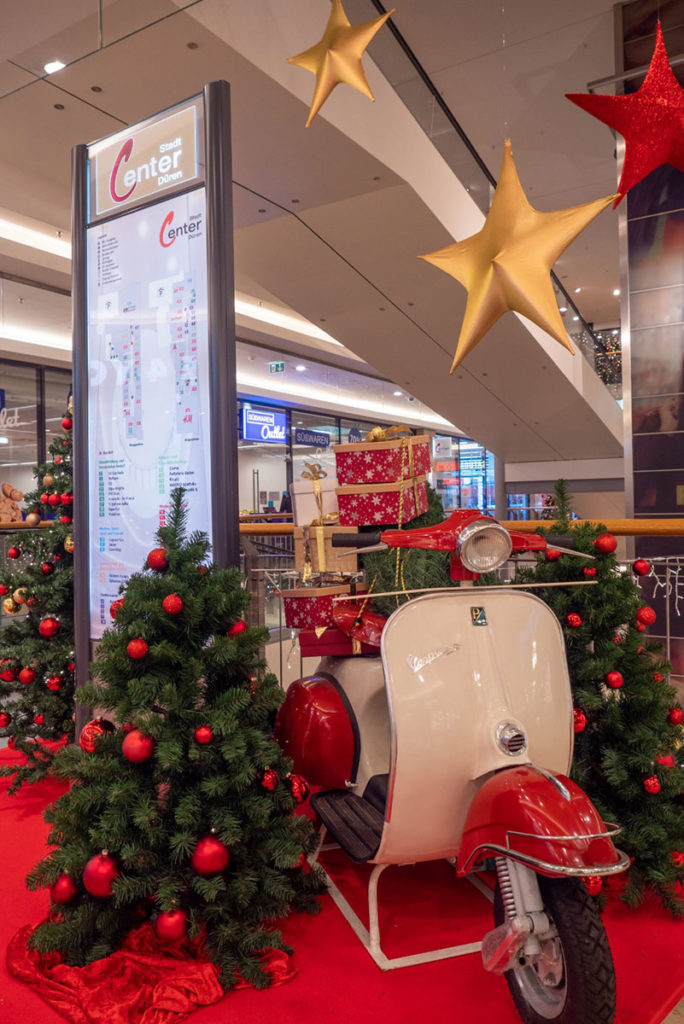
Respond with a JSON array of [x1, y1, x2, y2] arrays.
[[269, 361, 285, 373]]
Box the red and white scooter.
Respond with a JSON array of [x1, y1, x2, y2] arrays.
[[275, 511, 629, 1024]]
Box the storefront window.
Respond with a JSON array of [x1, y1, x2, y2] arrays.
[[291, 412, 339, 486], [44, 368, 72, 450], [238, 402, 289, 513], [0, 361, 39, 499]]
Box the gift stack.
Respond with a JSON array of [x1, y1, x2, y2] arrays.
[[334, 428, 430, 527]]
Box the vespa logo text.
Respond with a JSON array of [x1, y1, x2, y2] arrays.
[[407, 642, 460, 674], [160, 210, 203, 248]]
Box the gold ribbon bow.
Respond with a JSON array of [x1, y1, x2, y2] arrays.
[[301, 462, 328, 480], [364, 425, 412, 442]]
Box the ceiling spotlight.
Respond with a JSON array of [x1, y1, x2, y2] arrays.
[[295, 365, 306, 372], [612, 288, 620, 296], [572, 316, 580, 321], [0, 437, 8, 445], [393, 390, 402, 396], [559, 306, 568, 313], [574, 287, 582, 293], [44, 60, 66, 74]]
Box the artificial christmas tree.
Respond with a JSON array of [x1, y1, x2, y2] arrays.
[[26, 489, 323, 989], [0, 402, 75, 791]]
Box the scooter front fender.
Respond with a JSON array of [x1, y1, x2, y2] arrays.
[[457, 765, 629, 878]]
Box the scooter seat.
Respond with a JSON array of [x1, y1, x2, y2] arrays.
[[312, 789, 384, 863]]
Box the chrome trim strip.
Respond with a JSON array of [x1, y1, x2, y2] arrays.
[[461, 843, 631, 877], [530, 765, 571, 801]]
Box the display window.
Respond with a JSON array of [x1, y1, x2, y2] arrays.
[[291, 412, 339, 485], [238, 402, 289, 514]]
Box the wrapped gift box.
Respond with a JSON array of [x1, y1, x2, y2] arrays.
[[334, 434, 431, 485], [336, 475, 428, 527], [294, 525, 359, 573], [289, 476, 339, 526], [299, 627, 378, 659], [283, 585, 367, 630]]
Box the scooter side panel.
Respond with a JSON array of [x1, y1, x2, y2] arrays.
[[375, 590, 574, 864]]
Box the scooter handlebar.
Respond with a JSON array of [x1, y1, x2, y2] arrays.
[[332, 532, 382, 548]]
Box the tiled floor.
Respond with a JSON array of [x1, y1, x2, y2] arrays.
[[664, 998, 684, 1022]]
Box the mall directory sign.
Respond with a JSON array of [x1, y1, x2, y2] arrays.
[[84, 97, 212, 639]]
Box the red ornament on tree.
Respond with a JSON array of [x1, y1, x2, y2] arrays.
[[40, 493, 49, 504], [633, 559, 650, 576], [51, 873, 78, 905], [637, 606, 656, 626], [33, 713, 45, 726], [636, 622, 646, 632], [0, 584, 8, 595], [594, 533, 617, 554], [146, 548, 169, 572], [287, 773, 311, 804], [48, 493, 61, 508], [46, 676, 62, 692], [154, 908, 188, 942], [605, 671, 624, 690], [19, 668, 36, 685], [54, 456, 63, 465], [110, 598, 124, 620], [583, 876, 603, 896], [583, 567, 597, 577], [0, 666, 16, 682], [41, 562, 54, 576], [59, 515, 71, 524], [643, 775, 661, 794], [194, 725, 213, 745], [291, 852, 307, 870], [79, 718, 115, 753], [83, 852, 119, 897], [38, 616, 60, 638], [259, 767, 280, 791], [654, 673, 664, 683], [7, 547, 20, 560], [127, 638, 149, 660], [656, 754, 675, 768], [227, 619, 247, 637], [0, 711, 12, 727], [671, 851, 684, 868], [122, 729, 156, 764], [191, 835, 230, 875], [668, 707, 684, 725], [60, 493, 73, 506], [162, 593, 183, 615], [61, 417, 72, 430], [545, 549, 561, 561], [566, 613, 582, 628], [573, 708, 587, 733]]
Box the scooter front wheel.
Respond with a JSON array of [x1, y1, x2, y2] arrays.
[[494, 875, 615, 1024]]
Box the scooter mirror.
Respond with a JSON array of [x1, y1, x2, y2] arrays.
[[457, 519, 512, 573]]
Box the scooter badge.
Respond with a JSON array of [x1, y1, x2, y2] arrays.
[[471, 607, 487, 626]]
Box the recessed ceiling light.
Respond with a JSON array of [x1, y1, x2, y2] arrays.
[[295, 365, 306, 372], [44, 60, 66, 74], [574, 287, 582, 293], [296, 421, 303, 425], [393, 390, 402, 396], [572, 316, 580, 321], [54, 103, 65, 111], [612, 288, 620, 296], [91, 85, 102, 93], [559, 306, 567, 313], [0, 437, 8, 445]]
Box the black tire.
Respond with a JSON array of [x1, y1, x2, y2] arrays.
[[494, 875, 616, 1024]]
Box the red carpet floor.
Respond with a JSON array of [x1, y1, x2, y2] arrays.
[[0, 753, 683, 1024]]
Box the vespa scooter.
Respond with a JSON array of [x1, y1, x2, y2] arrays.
[[275, 511, 629, 1024]]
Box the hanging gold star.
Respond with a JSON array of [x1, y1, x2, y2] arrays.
[[420, 141, 616, 371], [288, 0, 394, 127]]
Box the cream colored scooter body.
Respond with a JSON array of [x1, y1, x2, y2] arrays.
[[321, 588, 573, 866]]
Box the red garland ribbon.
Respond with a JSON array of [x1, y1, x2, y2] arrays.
[[7, 921, 295, 1024]]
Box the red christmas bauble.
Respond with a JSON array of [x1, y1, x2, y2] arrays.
[[61, 417, 72, 430], [46, 676, 62, 692], [287, 773, 311, 804], [637, 606, 656, 626], [656, 753, 675, 768], [51, 873, 78, 905], [7, 736, 14, 749], [636, 622, 646, 632], [59, 515, 71, 524], [162, 594, 183, 615], [191, 835, 230, 875], [0, 667, 16, 682], [0, 584, 7, 595], [54, 456, 63, 464], [643, 775, 661, 794], [605, 671, 624, 689], [60, 493, 73, 506], [0, 711, 12, 727], [41, 562, 54, 576], [39, 616, 60, 638], [122, 729, 155, 764], [127, 638, 149, 660], [594, 532, 617, 554], [48, 493, 61, 507], [573, 708, 587, 733], [83, 852, 119, 897], [259, 767, 280, 791], [110, 598, 124, 620], [583, 876, 603, 896], [147, 548, 169, 572], [79, 718, 115, 753], [637, 646, 645, 655], [566, 613, 582, 628], [7, 547, 20, 560], [154, 908, 188, 942], [668, 707, 684, 725], [67, 661, 76, 672], [19, 668, 36, 685], [654, 673, 664, 683], [633, 559, 650, 576], [40, 493, 49, 505], [291, 852, 307, 869], [545, 549, 561, 561], [194, 725, 213, 745], [33, 713, 45, 726], [583, 567, 597, 577], [672, 851, 684, 868], [227, 619, 247, 637], [613, 634, 622, 645]]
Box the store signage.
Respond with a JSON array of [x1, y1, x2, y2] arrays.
[[294, 428, 330, 448], [461, 457, 485, 475], [242, 407, 287, 443], [0, 388, 4, 410], [348, 427, 363, 442], [0, 406, 20, 427], [269, 361, 285, 373], [91, 101, 200, 218]]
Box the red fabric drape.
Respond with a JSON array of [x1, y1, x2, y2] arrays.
[[7, 922, 295, 1024]]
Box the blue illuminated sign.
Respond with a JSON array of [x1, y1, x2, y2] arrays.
[[348, 427, 362, 442], [0, 389, 4, 411], [242, 406, 287, 443], [294, 428, 330, 448]]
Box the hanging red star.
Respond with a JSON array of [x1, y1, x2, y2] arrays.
[[566, 23, 684, 206]]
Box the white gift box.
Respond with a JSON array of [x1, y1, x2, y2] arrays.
[[289, 476, 339, 526]]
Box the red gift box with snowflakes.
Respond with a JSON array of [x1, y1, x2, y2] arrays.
[[336, 475, 428, 526], [334, 434, 431, 485], [283, 585, 368, 630]]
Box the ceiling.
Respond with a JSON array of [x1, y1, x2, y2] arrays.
[[0, 0, 632, 462]]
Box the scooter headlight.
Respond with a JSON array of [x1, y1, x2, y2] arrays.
[[458, 519, 512, 573]]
